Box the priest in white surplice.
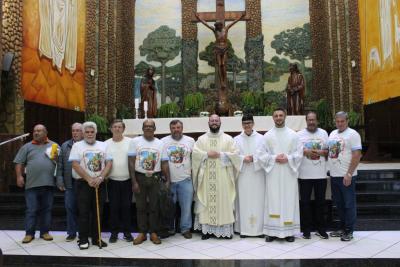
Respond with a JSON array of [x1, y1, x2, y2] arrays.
[[233, 114, 265, 237], [256, 108, 303, 242], [192, 114, 241, 239]]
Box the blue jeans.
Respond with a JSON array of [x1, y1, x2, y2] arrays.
[[331, 176, 357, 232], [169, 178, 193, 233], [25, 186, 54, 236], [65, 187, 78, 236]]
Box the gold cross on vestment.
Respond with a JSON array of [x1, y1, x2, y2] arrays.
[[249, 214, 257, 227]]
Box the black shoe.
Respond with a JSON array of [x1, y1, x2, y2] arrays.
[[66, 234, 76, 242], [109, 233, 118, 243], [316, 231, 329, 239], [222, 235, 232, 239], [285, 236, 295, 242], [78, 239, 89, 250], [123, 232, 133, 242], [265, 235, 277, 242], [330, 230, 344, 237], [182, 231, 192, 239], [240, 234, 248, 238], [92, 239, 108, 248], [201, 234, 211, 240], [158, 231, 170, 239], [302, 232, 311, 239], [340, 231, 353, 242]]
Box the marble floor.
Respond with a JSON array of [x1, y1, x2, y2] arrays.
[[1, 230, 400, 260]]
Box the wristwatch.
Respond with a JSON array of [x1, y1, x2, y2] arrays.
[[345, 173, 352, 178]]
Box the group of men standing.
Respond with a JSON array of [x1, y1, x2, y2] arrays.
[[13, 108, 361, 250]]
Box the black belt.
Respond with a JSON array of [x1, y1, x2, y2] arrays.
[[135, 171, 162, 179]]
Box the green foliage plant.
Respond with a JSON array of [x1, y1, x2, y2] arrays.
[[310, 99, 333, 130], [348, 111, 361, 128], [183, 92, 205, 117], [86, 114, 109, 134], [158, 102, 180, 118]]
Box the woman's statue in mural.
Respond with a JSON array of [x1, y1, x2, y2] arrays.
[[140, 67, 158, 118], [286, 63, 305, 115]]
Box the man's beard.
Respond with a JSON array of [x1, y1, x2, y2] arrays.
[[172, 133, 182, 140], [209, 125, 220, 133]]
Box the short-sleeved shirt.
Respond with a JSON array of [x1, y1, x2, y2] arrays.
[[297, 128, 328, 179], [161, 135, 195, 183], [13, 141, 58, 189], [128, 136, 168, 174], [68, 140, 112, 179], [105, 137, 132, 181], [328, 127, 362, 177]]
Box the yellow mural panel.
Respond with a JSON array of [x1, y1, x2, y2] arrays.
[[22, 0, 86, 111], [359, 0, 400, 104]]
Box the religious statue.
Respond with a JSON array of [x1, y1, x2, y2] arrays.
[[139, 67, 158, 118], [194, 12, 245, 89], [286, 63, 305, 115]]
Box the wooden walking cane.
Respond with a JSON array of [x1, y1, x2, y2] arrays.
[[95, 187, 102, 249]]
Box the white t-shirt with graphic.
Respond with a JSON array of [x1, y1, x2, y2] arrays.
[[69, 140, 112, 179], [328, 127, 362, 177], [297, 128, 328, 179], [161, 135, 195, 183], [105, 137, 132, 181], [128, 136, 168, 174]]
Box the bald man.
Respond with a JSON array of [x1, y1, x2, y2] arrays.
[[192, 115, 241, 239], [14, 124, 59, 244]]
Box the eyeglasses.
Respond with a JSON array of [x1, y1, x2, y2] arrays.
[[242, 121, 254, 125]]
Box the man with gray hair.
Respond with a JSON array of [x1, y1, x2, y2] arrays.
[[328, 111, 362, 241], [57, 122, 83, 242], [69, 121, 113, 249]]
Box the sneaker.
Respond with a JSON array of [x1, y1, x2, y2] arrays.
[[182, 231, 192, 239], [40, 233, 53, 241], [330, 230, 344, 237], [285, 236, 295, 242], [78, 240, 89, 250], [109, 233, 118, 243], [22, 235, 34, 244], [66, 235, 76, 242], [316, 231, 329, 239], [302, 232, 311, 239], [340, 231, 353, 242], [123, 232, 133, 242], [265, 235, 277, 242], [92, 239, 108, 248]]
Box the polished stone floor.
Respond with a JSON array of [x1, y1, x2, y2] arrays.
[[1, 230, 400, 260]]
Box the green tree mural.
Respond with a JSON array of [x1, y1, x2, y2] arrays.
[[271, 23, 311, 70], [139, 25, 181, 103]]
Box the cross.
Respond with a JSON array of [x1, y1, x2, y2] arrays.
[[192, 0, 248, 25]]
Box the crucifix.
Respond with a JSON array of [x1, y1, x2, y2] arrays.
[[193, 0, 247, 116]]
